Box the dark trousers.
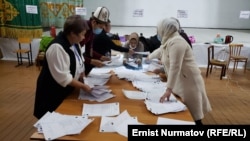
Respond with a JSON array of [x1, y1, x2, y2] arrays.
[[195, 120, 203, 125]]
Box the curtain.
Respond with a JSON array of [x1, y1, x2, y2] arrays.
[[0, 0, 43, 38], [39, 0, 83, 28]]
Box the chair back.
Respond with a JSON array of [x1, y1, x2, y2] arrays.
[[207, 45, 214, 63], [228, 43, 248, 72], [18, 38, 32, 44], [229, 44, 243, 57]]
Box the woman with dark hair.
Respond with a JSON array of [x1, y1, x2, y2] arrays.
[[33, 15, 92, 119]]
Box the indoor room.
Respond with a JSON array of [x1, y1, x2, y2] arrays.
[[0, 0, 250, 140]]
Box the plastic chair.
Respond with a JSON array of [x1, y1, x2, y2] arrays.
[[14, 38, 33, 67], [228, 44, 248, 73], [206, 45, 228, 80]]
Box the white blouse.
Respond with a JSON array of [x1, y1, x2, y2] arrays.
[[46, 43, 85, 87]]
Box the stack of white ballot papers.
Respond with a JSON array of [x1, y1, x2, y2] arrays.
[[99, 110, 143, 137], [145, 61, 164, 72], [102, 54, 123, 66], [144, 98, 187, 115], [84, 73, 111, 86], [78, 73, 115, 102], [78, 85, 115, 102], [122, 89, 147, 100], [82, 102, 120, 117], [144, 92, 186, 115], [113, 67, 160, 81], [33, 111, 94, 141]]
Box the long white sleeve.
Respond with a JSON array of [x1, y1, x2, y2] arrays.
[[46, 43, 73, 87], [148, 47, 162, 60]]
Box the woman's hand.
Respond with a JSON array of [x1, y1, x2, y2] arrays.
[[81, 84, 92, 93], [159, 88, 172, 103]]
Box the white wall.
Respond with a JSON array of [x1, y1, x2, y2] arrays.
[[84, 0, 250, 29]]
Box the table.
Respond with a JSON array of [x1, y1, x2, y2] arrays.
[[30, 72, 194, 141], [192, 43, 250, 68]]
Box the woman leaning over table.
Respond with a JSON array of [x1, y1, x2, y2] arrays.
[[33, 15, 92, 119], [148, 18, 212, 125]]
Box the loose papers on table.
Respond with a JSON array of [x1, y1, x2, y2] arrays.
[[122, 89, 147, 100], [144, 99, 187, 115], [78, 85, 115, 102], [82, 102, 120, 117], [99, 110, 142, 137], [78, 73, 115, 102], [33, 111, 94, 141]]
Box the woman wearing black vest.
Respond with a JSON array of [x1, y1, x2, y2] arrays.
[[33, 15, 91, 119]]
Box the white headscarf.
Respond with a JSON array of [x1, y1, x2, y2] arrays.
[[157, 18, 179, 44]]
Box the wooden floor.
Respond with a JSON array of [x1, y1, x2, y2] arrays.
[[0, 60, 250, 141]]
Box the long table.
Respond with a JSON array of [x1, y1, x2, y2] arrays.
[[30, 72, 194, 141]]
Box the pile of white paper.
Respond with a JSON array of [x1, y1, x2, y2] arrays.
[[78, 73, 115, 102], [82, 102, 120, 117], [84, 73, 111, 87], [113, 67, 160, 81], [131, 80, 166, 93], [103, 54, 123, 66], [122, 89, 147, 100], [144, 100, 187, 115], [78, 85, 115, 102], [33, 111, 94, 141], [99, 110, 143, 137], [145, 61, 163, 72]]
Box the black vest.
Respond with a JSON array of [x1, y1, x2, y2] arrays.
[[34, 31, 77, 119]]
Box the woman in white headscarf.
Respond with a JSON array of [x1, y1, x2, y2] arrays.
[[150, 18, 212, 125]]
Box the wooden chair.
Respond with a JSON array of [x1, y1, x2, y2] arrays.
[[228, 43, 248, 73], [206, 45, 228, 80], [14, 38, 33, 67]]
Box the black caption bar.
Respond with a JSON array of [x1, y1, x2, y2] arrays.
[[128, 125, 250, 140]]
